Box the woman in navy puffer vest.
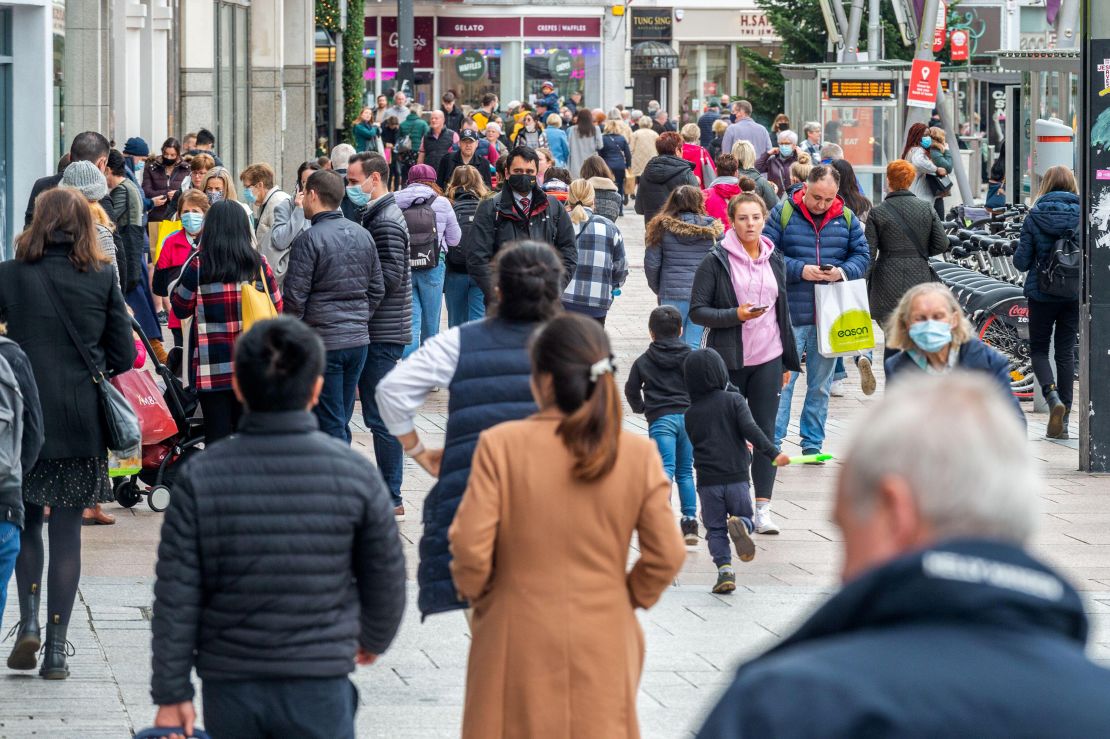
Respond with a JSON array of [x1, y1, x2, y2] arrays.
[[1013, 165, 1080, 438]]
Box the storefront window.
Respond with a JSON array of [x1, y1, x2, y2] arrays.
[[822, 103, 899, 201], [523, 42, 600, 110], [678, 44, 728, 125], [439, 44, 502, 109]]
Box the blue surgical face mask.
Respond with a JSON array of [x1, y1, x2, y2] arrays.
[[920, 136, 933, 149], [134, 160, 145, 173], [181, 212, 204, 235], [242, 186, 257, 205], [779, 143, 794, 157], [909, 319, 952, 353], [346, 183, 370, 207]]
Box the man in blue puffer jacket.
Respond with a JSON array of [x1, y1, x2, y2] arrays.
[[764, 165, 870, 458]]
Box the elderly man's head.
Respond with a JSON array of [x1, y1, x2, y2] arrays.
[[802, 165, 841, 216], [393, 91, 408, 107], [429, 110, 445, 131], [836, 373, 1037, 582], [821, 143, 845, 162]]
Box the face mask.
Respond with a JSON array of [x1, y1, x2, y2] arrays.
[[508, 174, 536, 195], [134, 160, 145, 172], [920, 136, 933, 149], [346, 184, 370, 207], [206, 191, 224, 204], [779, 144, 794, 157], [164, 157, 177, 165], [242, 187, 257, 205], [525, 124, 536, 132], [181, 212, 204, 235], [908, 319, 952, 353]]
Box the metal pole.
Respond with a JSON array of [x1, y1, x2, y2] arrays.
[[831, 0, 851, 59], [867, 0, 882, 57], [397, 0, 415, 99], [905, 0, 941, 133], [1057, 0, 1081, 50], [843, 0, 866, 61], [935, 88, 973, 204]]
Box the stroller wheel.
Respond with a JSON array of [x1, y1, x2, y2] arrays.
[[148, 485, 171, 513], [114, 479, 142, 509]]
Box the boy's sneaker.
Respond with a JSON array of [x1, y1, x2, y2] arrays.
[[858, 356, 877, 396], [727, 516, 756, 562], [712, 566, 736, 594], [754, 503, 780, 535], [829, 379, 846, 397], [680, 517, 699, 545]]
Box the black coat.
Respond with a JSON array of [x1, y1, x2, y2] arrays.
[[689, 244, 800, 373], [436, 150, 493, 191], [0, 245, 136, 459], [635, 155, 699, 223], [151, 411, 406, 704], [624, 338, 691, 422], [443, 106, 464, 133], [865, 190, 949, 324], [23, 173, 62, 229], [361, 194, 413, 346], [698, 539, 1110, 738], [283, 210, 385, 351], [0, 338, 44, 529], [466, 185, 578, 301]]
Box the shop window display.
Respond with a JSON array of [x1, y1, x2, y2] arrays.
[[523, 42, 599, 110]]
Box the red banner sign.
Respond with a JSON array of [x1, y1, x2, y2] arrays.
[[907, 59, 942, 109], [379, 16, 436, 68], [932, 0, 948, 52], [522, 17, 602, 38], [950, 29, 969, 61], [437, 17, 521, 37]]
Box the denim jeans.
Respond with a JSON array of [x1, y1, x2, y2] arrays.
[[648, 414, 696, 518], [663, 299, 704, 350], [697, 482, 753, 567], [444, 268, 486, 328], [357, 342, 406, 506], [0, 521, 19, 633], [775, 324, 838, 451], [405, 260, 447, 358], [203, 676, 358, 739], [315, 345, 369, 444]]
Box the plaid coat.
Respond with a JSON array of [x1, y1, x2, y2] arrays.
[[171, 253, 283, 391], [562, 210, 628, 313]]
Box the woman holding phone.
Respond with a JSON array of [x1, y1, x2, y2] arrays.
[[689, 192, 799, 535]]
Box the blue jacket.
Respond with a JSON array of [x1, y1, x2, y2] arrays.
[[599, 133, 631, 174], [537, 90, 560, 111], [545, 126, 570, 167], [763, 191, 871, 325], [1013, 190, 1080, 302], [644, 212, 723, 302], [697, 111, 720, 148], [885, 338, 1025, 425], [698, 539, 1110, 738]]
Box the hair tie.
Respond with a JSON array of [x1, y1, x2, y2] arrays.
[[589, 357, 615, 384]]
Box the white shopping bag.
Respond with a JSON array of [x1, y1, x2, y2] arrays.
[[814, 279, 876, 358]]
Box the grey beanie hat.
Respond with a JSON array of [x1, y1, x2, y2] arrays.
[[62, 160, 109, 202]]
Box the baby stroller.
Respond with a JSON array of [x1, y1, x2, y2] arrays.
[[113, 321, 206, 512]]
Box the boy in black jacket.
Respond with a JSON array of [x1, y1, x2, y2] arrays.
[[684, 348, 789, 594], [625, 306, 698, 544]]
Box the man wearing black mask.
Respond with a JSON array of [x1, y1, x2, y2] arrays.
[[466, 146, 577, 305]]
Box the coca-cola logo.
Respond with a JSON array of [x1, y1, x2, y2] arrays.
[[1008, 304, 1029, 319], [388, 32, 428, 50]]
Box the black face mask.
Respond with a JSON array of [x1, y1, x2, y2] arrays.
[[164, 157, 177, 165], [508, 174, 536, 195]]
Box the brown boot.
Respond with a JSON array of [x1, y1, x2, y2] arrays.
[[149, 339, 169, 366], [82, 505, 115, 526]]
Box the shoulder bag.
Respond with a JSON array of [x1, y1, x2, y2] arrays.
[[241, 265, 278, 331], [35, 269, 141, 451]]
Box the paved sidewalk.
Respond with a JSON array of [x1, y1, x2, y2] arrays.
[[2, 213, 1106, 738]]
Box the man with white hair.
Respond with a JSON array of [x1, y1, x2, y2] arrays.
[[720, 100, 773, 161], [698, 373, 1110, 737], [801, 121, 823, 157], [383, 91, 409, 127], [819, 142, 845, 164]]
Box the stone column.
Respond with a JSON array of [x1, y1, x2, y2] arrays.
[[602, 10, 627, 110], [64, 0, 111, 140], [144, 0, 174, 146], [249, 0, 284, 173], [282, 0, 315, 187], [178, 0, 216, 139]]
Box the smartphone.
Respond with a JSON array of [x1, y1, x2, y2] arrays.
[[751, 305, 769, 312], [819, 265, 834, 271]]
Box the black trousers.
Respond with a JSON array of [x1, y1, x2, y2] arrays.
[[729, 355, 783, 500], [1028, 297, 1079, 409], [199, 389, 243, 444], [203, 676, 358, 739]]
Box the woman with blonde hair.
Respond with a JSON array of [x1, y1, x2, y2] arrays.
[[884, 283, 1023, 422], [59, 161, 122, 285], [732, 139, 778, 210], [450, 313, 685, 739], [444, 165, 489, 327], [1013, 164, 1080, 438], [599, 119, 632, 204], [560, 179, 628, 325], [629, 115, 659, 197]]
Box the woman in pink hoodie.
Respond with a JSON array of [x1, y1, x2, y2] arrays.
[[689, 192, 800, 535]]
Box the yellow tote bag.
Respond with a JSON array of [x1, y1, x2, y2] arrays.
[[155, 219, 182, 263], [240, 267, 277, 331]]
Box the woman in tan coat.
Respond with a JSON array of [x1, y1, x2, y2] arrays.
[[450, 314, 686, 739], [629, 116, 660, 198]]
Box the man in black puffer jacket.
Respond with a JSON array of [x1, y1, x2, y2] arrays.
[[349, 153, 412, 517], [151, 318, 406, 739], [635, 131, 699, 224], [283, 170, 385, 443]]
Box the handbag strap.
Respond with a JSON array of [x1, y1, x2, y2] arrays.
[[885, 207, 930, 261], [33, 267, 105, 383]]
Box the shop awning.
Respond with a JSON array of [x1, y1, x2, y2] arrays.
[[631, 41, 678, 72]]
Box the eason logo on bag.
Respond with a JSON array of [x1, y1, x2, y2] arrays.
[[828, 309, 874, 353]]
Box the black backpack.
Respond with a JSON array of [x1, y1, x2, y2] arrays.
[[1038, 228, 1081, 299], [447, 194, 479, 273], [402, 196, 440, 271]]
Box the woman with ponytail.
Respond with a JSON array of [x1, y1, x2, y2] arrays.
[[562, 179, 628, 324], [450, 313, 685, 738]]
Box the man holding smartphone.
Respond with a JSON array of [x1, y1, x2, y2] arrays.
[[763, 165, 870, 458]]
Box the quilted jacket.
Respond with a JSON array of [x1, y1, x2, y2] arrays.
[[644, 212, 723, 303]]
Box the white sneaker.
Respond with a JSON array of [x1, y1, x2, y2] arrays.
[[829, 379, 846, 397], [857, 356, 877, 396], [754, 504, 780, 535]]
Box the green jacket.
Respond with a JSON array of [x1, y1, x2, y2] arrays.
[[399, 113, 430, 151]]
